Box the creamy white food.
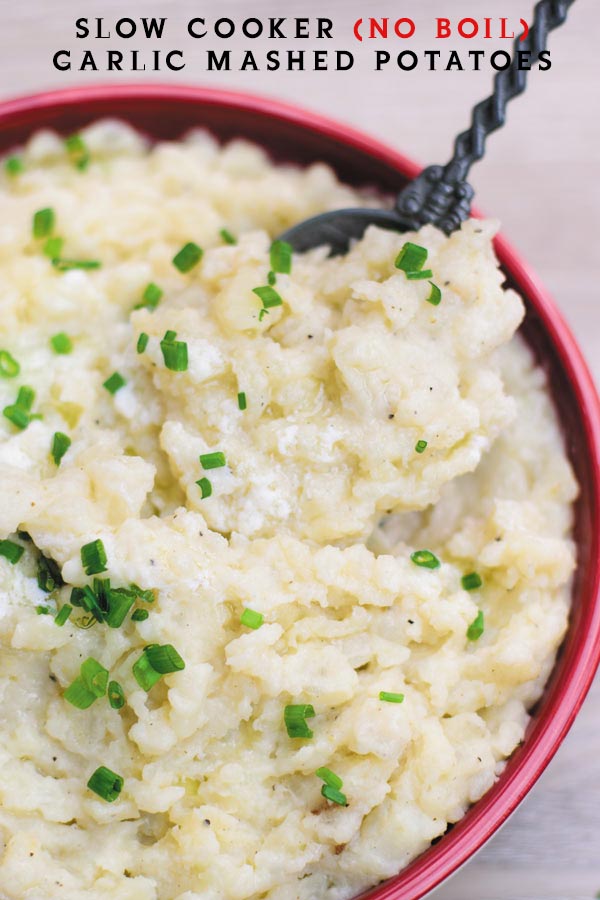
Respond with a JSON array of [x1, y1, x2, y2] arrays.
[[0, 123, 577, 900]]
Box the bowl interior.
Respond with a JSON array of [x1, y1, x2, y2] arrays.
[[1, 85, 599, 900]]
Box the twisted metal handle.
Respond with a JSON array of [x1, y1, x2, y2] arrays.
[[396, 0, 576, 234]]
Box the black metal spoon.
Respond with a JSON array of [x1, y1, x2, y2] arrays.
[[280, 0, 575, 255]]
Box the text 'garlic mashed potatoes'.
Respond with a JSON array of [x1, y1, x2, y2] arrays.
[[0, 123, 577, 900]]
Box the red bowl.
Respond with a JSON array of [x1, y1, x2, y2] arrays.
[[1, 84, 599, 899]]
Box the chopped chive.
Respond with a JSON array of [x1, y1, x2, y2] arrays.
[[379, 691, 405, 704], [395, 242, 428, 274], [270, 240, 293, 275], [316, 767, 343, 790], [410, 549, 441, 570], [103, 372, 126, 395], [36, 605, 51, 615], [0, 350, 20, 378], [137, 332, 149, 354], [64, 677, 96, 709], [44, 236, 64, 260], [0, 539, 24, 564], [467, 610, 485, 641], [163, 330, 177, 343], [5, 155, 23, 177], [406, 269, 433, 281], [132, 652, 162, 691], [51, 432, 71, 466], [240, 607, 263, 629], [16, 386, 35, 411], [321, 785, 348, 806], [426, 282, 442, 306], [135, 282, 163, 311], [37, 554, 64, 592], [33, 207, 55, 239], [80, 585, 105, 622], [462, 572, 483, 591], [130, 584, 155, 604], [196, 477, 212, 498], [65, 134, 90, 171], [50, 332, 73, 354], [70, 587, 85, 607], [160, 338, 188, 372], [267, 270, 277, 286], [105, 588, 135, 628], [199, 451, 226, 470], [131, 608, 149, 622], [87, 766, 123, 803], [3, 404, 30, 430], [81, 539, 107, 576], [145, 644, 185, 674], [220, 228, 236, 245], [108, 680, 125, 710], [237, 391, 247, 411], [284, 703, 315, 739], [52, 258, 101, 271], [415, 439, 428, 454], [172, 242, 203, 273], [81, 657, 109, 698], [252, 285, 283, 315], [55, 604, 73, 627]]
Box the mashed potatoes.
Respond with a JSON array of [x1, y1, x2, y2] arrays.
[[0, 123, 577, 900]]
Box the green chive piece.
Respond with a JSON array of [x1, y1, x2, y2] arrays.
[[172, 242, 203, 273], [36, 605, 51, 615], [196, 477, 212, 499], [55, 604, 72, 627], [321, 785, 348, 806], [16, 386, 35, 411], [37, 554, 64, 592], [130, 584, 155, 604], [87, 766, 123, 803], [237, 391, 247, 411], [379, 691, 405, 704], [163, 330, 177, 343], [81, 539, 107, 576], [65, 134, 90, 171], [52, 258, 101, 271], [50, 332, 73, 354], [406, 269, 433, 281], [160, 338, 188, 372], [267, 270, 277, 286], [316, 768, 344, 790], [395, 242, 428, 274], [103, 372, 126, 395], [44, 236, 64, 260], [284, 703, 315, 739], [108, 680, 125, 710], [135, 282, 163, 311], [3, 405, 29, 430], [415, 439, 428, 454], [33, 207, 55, 239], [462, 572, 483, 591], [270, 240, 293, 275], [199, 451, 226, 470], [80, 585, 105, 622], [0, 540, 24, 564], [137, 333, 149, 354], [410, 549, 441, 570], [69, 587, 85, 607], [132, 653, 162, 691], [467, 610, 485, 641], [51, 432, 71, 466], [5, 156, 23, 177], [131, 608, 149, 622], [240, 608, 263, 629], [81, 657, 109, 698], [426, 282, 442, 306], [220, 228, 236, 245], [145, 644, 185, 674], [0, 350, 20, 378], [105, 588, 135, 628], [64, 677, 96, 709], [252, 285, 283, 314]]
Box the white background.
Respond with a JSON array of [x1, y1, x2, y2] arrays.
[[1, 2, 599, 898]]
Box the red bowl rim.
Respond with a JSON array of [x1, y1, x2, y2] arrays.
[[1, 83, 600, 899]]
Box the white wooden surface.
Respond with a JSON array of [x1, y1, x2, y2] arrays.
[[1, 2, 599, 897]]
